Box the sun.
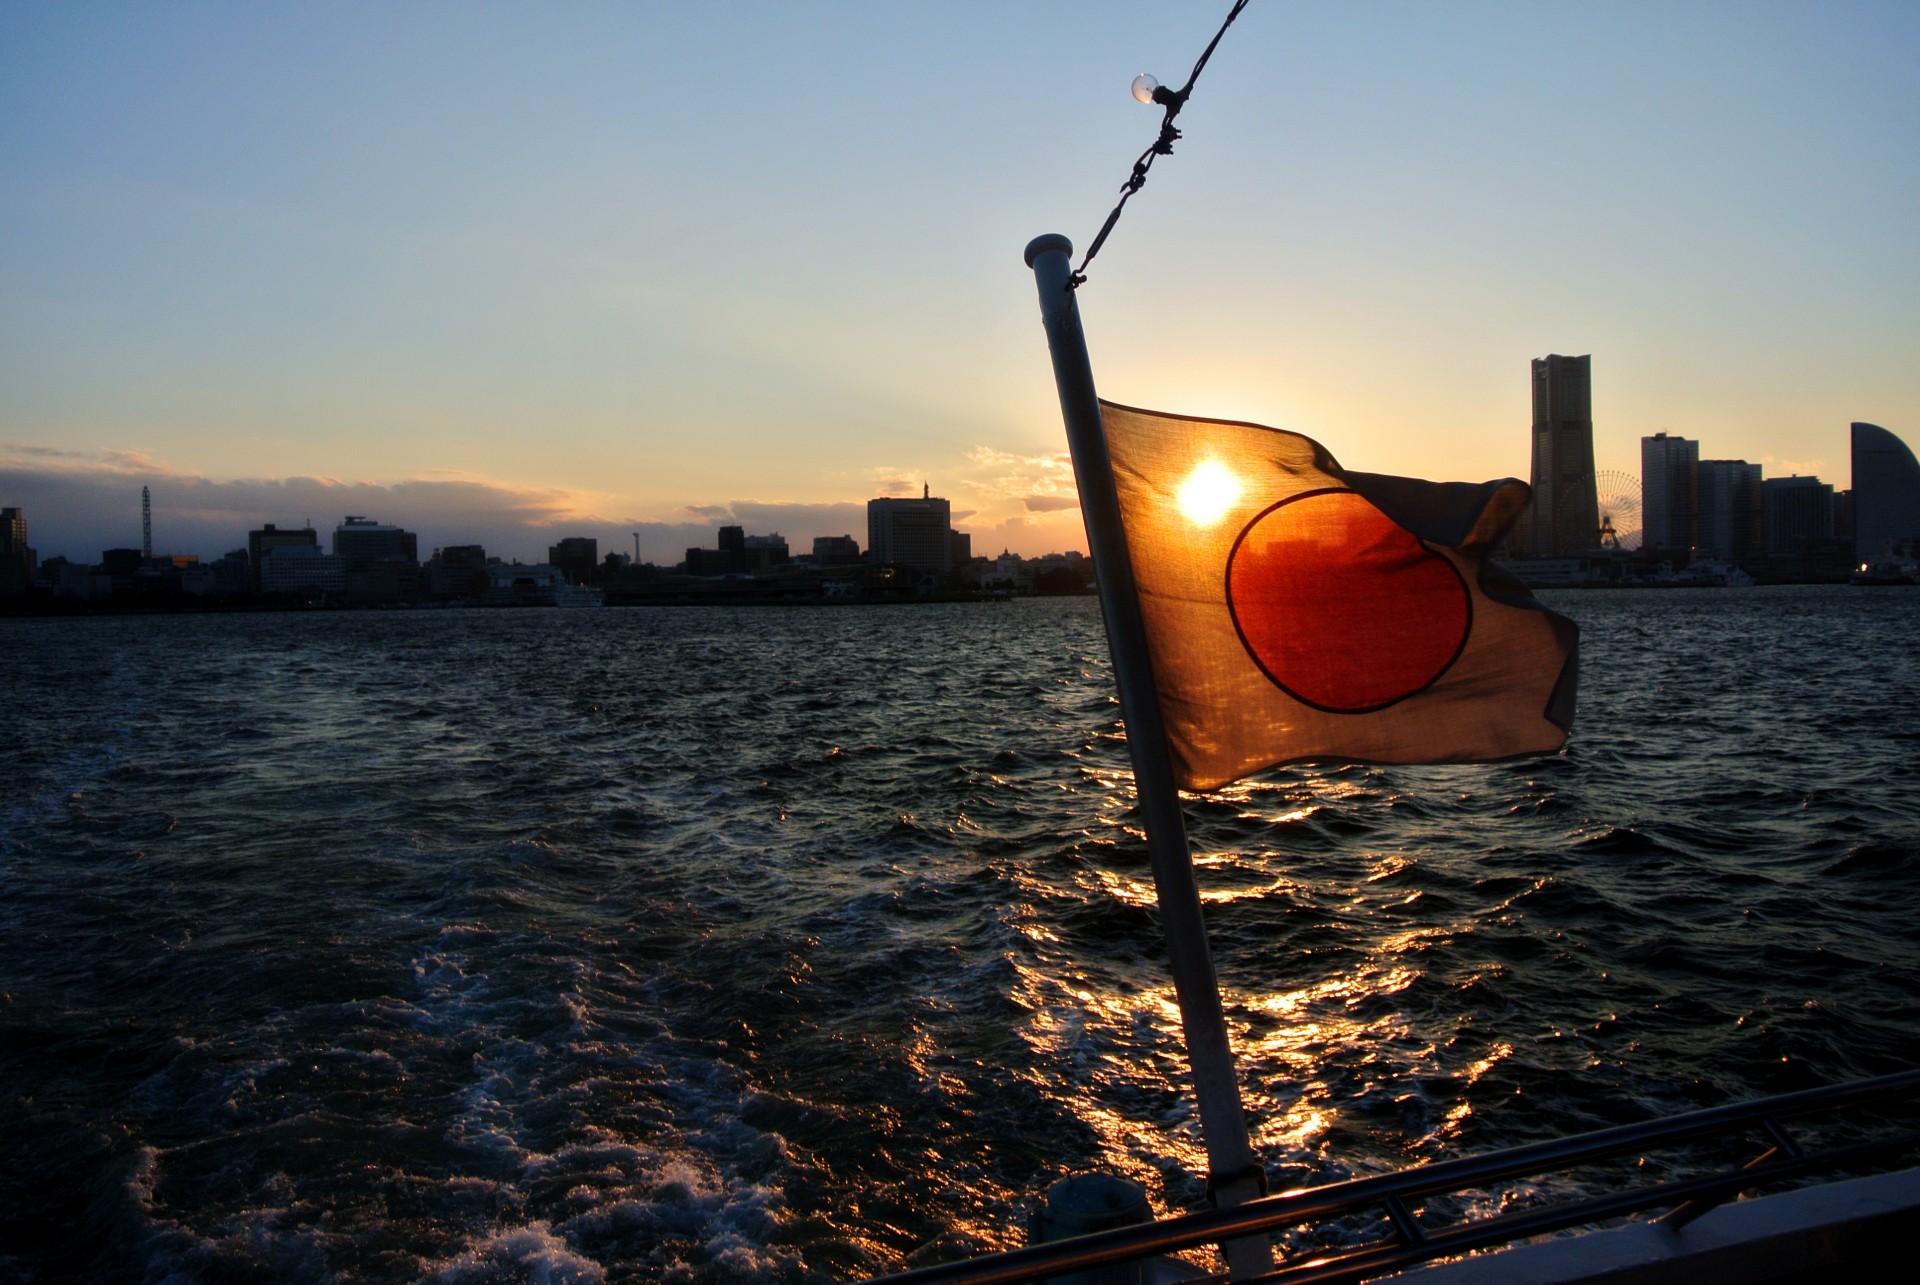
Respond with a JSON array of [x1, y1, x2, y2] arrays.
[[1176, 459, 1244, 527]]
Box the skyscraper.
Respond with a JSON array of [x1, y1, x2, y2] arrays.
[[1695, 459, 1762, 561], [1762, 476, 1833, 555], [1525, 355, 1598, 557], [1851, 422, 1920, 562], [1641, 432, 1699, 554], [868, 485, 953, 577], [0, 506, 34, 599], [0, 506, 27, 563]]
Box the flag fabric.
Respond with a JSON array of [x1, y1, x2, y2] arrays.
[[1098, 400, 1578, 791]]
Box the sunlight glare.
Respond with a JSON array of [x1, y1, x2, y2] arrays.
[[1176, 459, 1243, 527]]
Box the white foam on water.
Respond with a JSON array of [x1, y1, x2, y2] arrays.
[[421, 1222, 607, 1284]]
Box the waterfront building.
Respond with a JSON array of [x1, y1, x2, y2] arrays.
[[41, 558, 102, 601], [686, 526, 746, 576], [742, 533, 790, 572], [428, 545, 490, 600], [257, 544, 347, 598], [486, 560, 568, 605], [1522, 355, 1599, 557], [210, 549, 250, 597], [812, 535, 861, 566], [1762, 476, 1834, 555], [1, 506, 33, 599], [1642, 432, 1700, 554], [684, 526, 788, 576], [1851, 422, 1920, 561], [334, 516, 418, 572], [547, 537, 598, 585], [178, 564, 220, 596], [1696, 459, 1763, 562], [247, 523, 318, 594], [868, 486, 953, 576]]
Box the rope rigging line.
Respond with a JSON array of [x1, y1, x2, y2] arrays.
[[1069, 0, 1252, 290]]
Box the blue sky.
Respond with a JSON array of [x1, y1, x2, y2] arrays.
[[4, 1, 1916, 563]]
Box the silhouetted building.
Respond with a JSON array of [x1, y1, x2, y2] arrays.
[[812, 535, 861, 566], [742, 533, 790, 571], [259, 545, 348, 598], [210, 549, 250, 597], [1851, 422, 1920, 562], [92, 548, 143, 596], [40, 557, 100, 600], [868, 486, 953, 576], [0, 506, 33, 599], [1763, 476, 1833, 555], [429, 545, 491, 599], [547, 537, 598, 585], [334, 516, 418, 572], [1522, 355, 1598, 557], [1696, 459, 1762, 562], [1642, 432, 1699, 554], [248, 523, 318, 594], [685, 526, 790, 575]]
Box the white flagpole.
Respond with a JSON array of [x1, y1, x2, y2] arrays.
[[1025, 233, 1272, 1277]]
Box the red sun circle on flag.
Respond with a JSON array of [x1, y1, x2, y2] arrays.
[[1226, 489, 1472, 713]]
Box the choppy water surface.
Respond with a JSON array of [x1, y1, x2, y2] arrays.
[[3, 589, 1917, 1282]]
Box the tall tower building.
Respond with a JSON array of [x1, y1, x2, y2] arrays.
[[0, 506, 33, 598], [0, 507, 27, 562], [868, 485, 954, 577], [1641, 432, 1699, 554], [1762, 476, 1833, 555], [1526, 355, 1598, 556], [1851, 422, 1920, 562], [1696, 459, 1762, 561]]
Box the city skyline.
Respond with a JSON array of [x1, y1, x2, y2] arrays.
[[5, 3, 1918, 565], [1, 404, 1889, 570]]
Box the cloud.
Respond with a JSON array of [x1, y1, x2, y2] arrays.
[[865, 467, 919, 497], [724, 499, 866, 541], [2, 442, 1094, 567], [0, 449, 625, 563], [966, 508, 1089, 559], [1760, 454, 1827, 478], [2, 442, 92, 461], [0, 447, 894, 566], [961, 445, 1077, 503]]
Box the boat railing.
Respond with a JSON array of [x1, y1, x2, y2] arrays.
[[871, 1067, 1920, 1284]]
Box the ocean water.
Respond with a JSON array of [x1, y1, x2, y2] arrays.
[[2, 588, 1917, 1282]]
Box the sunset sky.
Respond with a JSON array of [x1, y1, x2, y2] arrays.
[[4, 1, 1916, 564]]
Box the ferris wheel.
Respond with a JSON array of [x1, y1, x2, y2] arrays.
[[1591, 471, 1643, 551]]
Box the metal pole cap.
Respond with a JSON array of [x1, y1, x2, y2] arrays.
[[1025, 233, 1075, 267]]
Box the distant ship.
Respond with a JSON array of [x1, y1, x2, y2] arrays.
[[1850, 560, 1917, 586], [551, 583, 604, 608]]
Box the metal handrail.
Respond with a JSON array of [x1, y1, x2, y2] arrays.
[[872, 1068, 1920, 1285]]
